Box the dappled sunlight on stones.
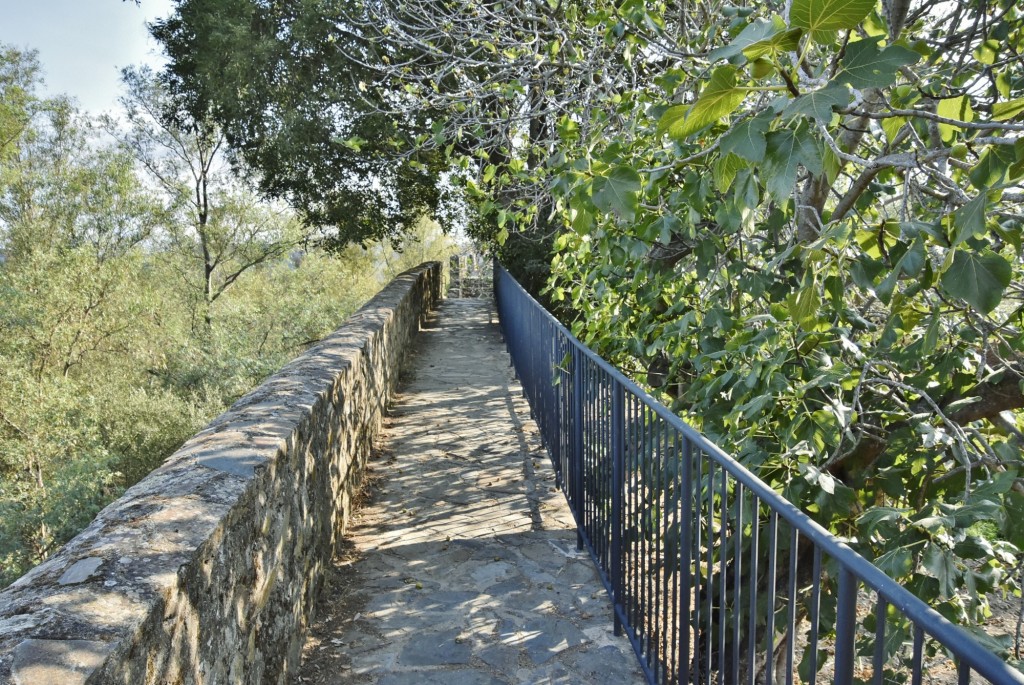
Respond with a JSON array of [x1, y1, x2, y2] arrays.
[[297, 298, 643, 685], [399, 628, 472, 666], [57, 559, 103, 586], [498, 617, 588, 664], [378, 671, 507, 685]]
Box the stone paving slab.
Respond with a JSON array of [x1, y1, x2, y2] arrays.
[[295, 298, 646, 685]]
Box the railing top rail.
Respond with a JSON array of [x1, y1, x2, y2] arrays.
[[495, 262, 1024, 684]]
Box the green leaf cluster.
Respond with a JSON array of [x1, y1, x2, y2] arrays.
[[538, 0, 1024, 665]]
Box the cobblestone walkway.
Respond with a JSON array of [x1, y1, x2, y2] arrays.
[[295, 298, 645, 685]]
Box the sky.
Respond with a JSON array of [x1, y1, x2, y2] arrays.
[[0, 0, 177, 115]]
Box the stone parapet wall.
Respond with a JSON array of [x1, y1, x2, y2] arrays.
[[0, 262, 442, 685]]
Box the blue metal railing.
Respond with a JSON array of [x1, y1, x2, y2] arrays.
[[493, 262, 1024, 685]]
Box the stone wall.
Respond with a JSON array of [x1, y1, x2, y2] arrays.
[[0, 262, 442, 685]]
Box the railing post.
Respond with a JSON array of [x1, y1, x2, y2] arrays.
[[572, 347, 585, 551], [834, 567, 858, 685], [611, 382, 625, 636], [679, 438, 693, 684], [551, 332, 562, 485]]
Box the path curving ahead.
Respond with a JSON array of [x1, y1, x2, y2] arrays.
[[295, 298, 645, 685]]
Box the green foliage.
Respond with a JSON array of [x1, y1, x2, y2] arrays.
[[531, 0, 1024, 655], [151, 0, 447, 247], [592, 166, 643, 221], [0, 47, 457, 588], [790, 0, 874, 33], [663, 67, 749, 141], [836, 40, 919, 89], [940, 250, 1012, 314], [0, 45, 40, 164]]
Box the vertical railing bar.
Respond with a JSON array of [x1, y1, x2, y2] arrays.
[[746, 495, 759, 685], [579, 356, 584, 496], [572, 346, 584, 551], [873, 597, 887, 685], [611, 381, 625, 636], [653, 417, 665, 680], [719, 465, 729, 685], [705, 458, 716, 685], [585, 361, 593, 544], [671, 427, 679, 679], [551, 336, 557, 445], [765, 511, 778, 685], [642, 413, 651, 666], [786, 528, 798, 685], [957, 660, 970, 685], [834, 567, 857, 685], [592, 368, 597, 535], [673, 433, 681, 684], [553, 333, 559, 471], [596, 369, 603, 564], [670, 429, 681, 685], [524, 295, 530, 392], [663, 423, 671, 679], [604, 372, 609, 572], [587, 355, 592, 539], [630, 401, 638, 634], [634, 397, 645, 675], [555, 335, 561, 478], [585, 348, 591, 539], [607, 374, 614, 575], [637, 404, 646, 638], [680, 435, 693, 685], [643, 419, 651, 671], [565, 335, 571, 485], [650, 410, 656, 672], [543, 323, 549, 435], [642, 419, 652, 672], [732, 483, 743, 685], [594, 369, 600, 573], [694, 437, 704, 683], [556, 335, 561, 477], [598, 368, 602, 561], [595, 368, 602, 563], [808, 548, 822, 685], [555, 337, 564, 484], [660, 426, 671, 684], [651, 417, 667, 671], [597, 365, 603, 557], [912, 625, 924, 685], [643, 408, 649, 672], [625, 395, 634, 633]]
